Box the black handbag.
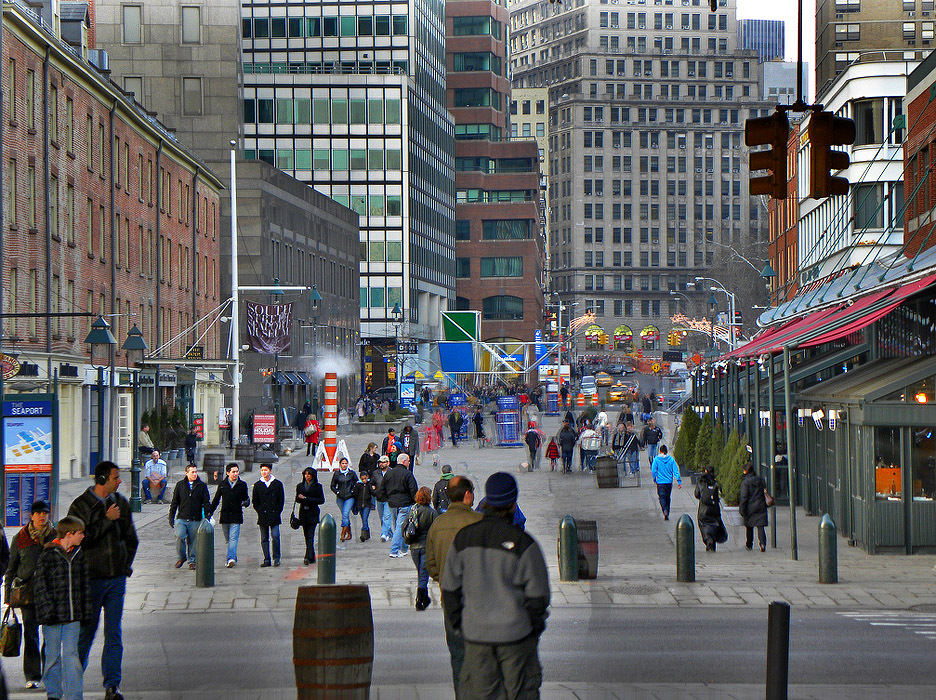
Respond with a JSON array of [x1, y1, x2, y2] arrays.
[[1, 607, 22, 657], [289, 502, 301, 530]]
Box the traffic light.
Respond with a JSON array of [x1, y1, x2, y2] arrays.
[[744, 110, 789, 199], [808, 110, 856, 199]]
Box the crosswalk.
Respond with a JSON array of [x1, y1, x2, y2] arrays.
[[839, 611, 936, 641]]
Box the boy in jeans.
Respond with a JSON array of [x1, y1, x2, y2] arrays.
[[33, 515, 92, 700]]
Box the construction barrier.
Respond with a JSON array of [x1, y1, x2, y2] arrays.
[[577, 393, 585, 407]]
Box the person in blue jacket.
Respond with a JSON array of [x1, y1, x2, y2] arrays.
[[650, 444, 681, 521]]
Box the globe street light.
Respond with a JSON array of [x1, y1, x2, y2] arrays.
[[121, 324, 148, 512], [85, 316, 117, 463]]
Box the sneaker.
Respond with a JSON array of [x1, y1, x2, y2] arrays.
[[389, 552, 402, 558], [380, 536, 389, 542], [226, 560, 235, 568], [104, 686, 124, 700], [143, 499, 151, 505], [188, 562, 196, 570], [25, 680, 39, 689]]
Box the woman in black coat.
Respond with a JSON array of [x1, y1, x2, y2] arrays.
[[296, 467, 325, 564], [693, 466, 728, 552], [738, 462, 769, 552]]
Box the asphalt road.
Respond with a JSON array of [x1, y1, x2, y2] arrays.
[[102, 605, 935, 693]]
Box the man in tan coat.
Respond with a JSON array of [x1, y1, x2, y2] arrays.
[[426, 476, 482, 697]]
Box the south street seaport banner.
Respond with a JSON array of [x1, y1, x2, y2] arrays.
[[4, 399, 53, 526], [245, 301, 293, 354]]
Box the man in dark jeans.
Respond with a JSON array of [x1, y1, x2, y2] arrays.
[[68, 461, 139, 700]]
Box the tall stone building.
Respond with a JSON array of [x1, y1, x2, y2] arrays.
[[447, 0, 545, 349], [816, 0, 932, 99], [507, 0, 773, 355]]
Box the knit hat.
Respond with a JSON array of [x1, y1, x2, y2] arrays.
[[484, 471, 518, 508]]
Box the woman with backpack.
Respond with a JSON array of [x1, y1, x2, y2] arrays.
[[404, 486, 438, 611], [694, 465, 728, 552]]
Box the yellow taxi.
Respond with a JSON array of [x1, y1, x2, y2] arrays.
[[596, 372, 613, 387], [607, 382, 627, 402]]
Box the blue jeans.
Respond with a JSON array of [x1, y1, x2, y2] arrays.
[[221, 523, 241, 563], [79, 575, 126, 688], [337, 498, 354, 527], [412, 547, 429, 588], [377, 501, 392, 539], [390, 505, 412, 555], [656, 483, 673, 517], [44, 621, 82, 700], [561, 449, 573, 472], [259, 524, 281, 563], [626, 451, 640, 475], [141, 478, 166, 501], [175, 519, 200, 563], [647, 443, 659, 466], [360, 502, 372, 531]]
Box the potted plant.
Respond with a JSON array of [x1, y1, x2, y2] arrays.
[[673, 408, 701, 480]]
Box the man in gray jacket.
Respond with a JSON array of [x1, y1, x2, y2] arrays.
[[441, 472, 549, 699]]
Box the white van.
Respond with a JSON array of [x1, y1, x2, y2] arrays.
[[580, 376, 597, 396]]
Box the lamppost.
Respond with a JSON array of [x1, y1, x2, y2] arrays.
[[84, 316, 117, 464], [121, 324, 147, 513], [391, 302, 403, 402], [708, 293, 718, 351], [760, 262, 777, 304], [308, 285, 322, 413], [669, 290, 692, 314], [271, 278, 284, 440], [708, 292, 718, 422]]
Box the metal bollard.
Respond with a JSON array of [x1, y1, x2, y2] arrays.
[[317, 513, 337, 584], [765, 600, 790, 700], [195, 519, 214, 588], [818, 513, 837, 584], [675, 513, 695, 582], [558, 515, 578, 582]]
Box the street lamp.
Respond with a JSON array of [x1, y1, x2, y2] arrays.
[[708, 293, 718, 351], [697, 276, 738, 350], [308, 285, 322, 413], [121, 324, 147, 512], [391, 302, 403, 404], [760, 262, 777, 304], [84, 316, 117, 464], [270, 278, 285, 442]]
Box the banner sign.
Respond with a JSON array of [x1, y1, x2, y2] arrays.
[[245, 301, 293, 354], [192, 413, 204, 440], [252, 414, 276, 443], [399, 381, 416, 410], [4, 399, 54, 526], [218, 407, 232, 428]]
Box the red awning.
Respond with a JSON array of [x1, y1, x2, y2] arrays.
[[799, 273, 936, 348]]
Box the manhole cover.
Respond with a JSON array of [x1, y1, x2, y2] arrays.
[[608, 584, 664, 596]]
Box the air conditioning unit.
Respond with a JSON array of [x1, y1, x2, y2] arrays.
[[909, 11, 916, 16], [688, 71, 695, 76]]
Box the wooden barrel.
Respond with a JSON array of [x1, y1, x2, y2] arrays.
[[595, 456, 619, 489], [576, 519, 599, 580], [234, 444, 254, 472], [203, 453, 225, 485], [294, 585, 374, 699]]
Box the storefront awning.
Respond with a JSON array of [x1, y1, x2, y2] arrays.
[[273, 371, 295, 385], [295, 372, 314, 385], [799, 355, 936, 405], [725, 307, 843, 359], [285, 372, 302, 385]]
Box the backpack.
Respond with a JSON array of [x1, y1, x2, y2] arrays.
[[402, 507, 421, 544], [699, 483, 718, 508]]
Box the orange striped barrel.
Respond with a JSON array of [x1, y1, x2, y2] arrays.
[[324, 372, 338, 463], [577, 393, 585, 407], [293, 585, 374, 699]]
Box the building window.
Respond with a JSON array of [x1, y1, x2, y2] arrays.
[[181, 6, 201, 44], [480, 257, 522, 277], [182, 78, 202, 116], [853, 183, 884, 229], [455, 257, 471, 278], [482, 219, 531, 239], [482, 295, 523, 320], [456, 220, 471, 240], [853, 98, 883, 145], [123, 5, 142, 44]]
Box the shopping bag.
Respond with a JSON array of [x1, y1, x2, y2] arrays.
[[1, 607, 21, 657]]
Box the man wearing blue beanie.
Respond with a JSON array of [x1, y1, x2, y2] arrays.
[[441, 471, 550, 699]]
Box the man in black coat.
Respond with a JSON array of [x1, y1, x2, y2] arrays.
[[168, 464, 211, 570], [376, 453, 418, 557], [252, 463, 286, 567], [208, 463, 250, 567], [738, 462, 769, 552]]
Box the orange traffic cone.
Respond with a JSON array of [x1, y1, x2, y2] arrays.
[[577, 393, 585, 407]]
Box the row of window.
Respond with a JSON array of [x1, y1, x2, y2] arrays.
[[455, 257, 524, 278], [597, 11, 728, 32], [455, 220, 533, 240], [242, 96, 403, 126], [456, 189, 537, 203], [241, 15, 408, 40], [362, 241, 404, 262], [577, 179, 744, 197], [121, 5, 202, 44], [242, 62, 408, 76], [453, 88, 503, 110], [454, 157, 537, 173], [243, 147, 403, 172], [452, 16, 502, 38], [452, 52, 502, 76], [360, 284, 404, 309]]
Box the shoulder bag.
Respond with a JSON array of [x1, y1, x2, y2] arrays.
[[289, 501, 301, 530], [8, 578, 30, 608], [1, 607, 21, 657]]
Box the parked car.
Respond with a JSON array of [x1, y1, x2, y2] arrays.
[[609, 363, 637, 375], [595, 372, 613, 387], [580, 376, 597, 396]]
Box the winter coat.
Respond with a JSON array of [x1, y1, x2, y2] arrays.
[[408, 503, 438, 550], [524, 429, 541, 452], [473, 412, 485, 438], [545, 439, 560, 460], [651, 454, 682, 486], [252, 477, 286, 526], [375, 465, 418, 508], [370, 466, 391, 502], [352, 479, 374, 513], [295, 479, 325, 526], [4, 523, 55, 604], [558, 427, 578, 453], [67, 488, 138, 580], [358, 451, 380, 477], [304, 417, 320, 445], [330, 469, 358, 501], [694, 473, 728, 546], [400, 430, 420, 458], [33, 542, 92, 626], [642, 425, 663, 446], [425, 502, 483, 582], [209, 477, 251, 524], [169, 477, 211, 523], [739, 471, 769, 528], [432, 477, 453, 512]]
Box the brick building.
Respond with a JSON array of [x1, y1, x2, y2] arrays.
[[1, 0, 224, 479], [447, 0, 545, 357], [767, 121, 800, 303], [904, 50, 936, 259]]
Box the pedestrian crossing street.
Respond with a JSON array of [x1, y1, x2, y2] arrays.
[[839, 611, 936, 641]]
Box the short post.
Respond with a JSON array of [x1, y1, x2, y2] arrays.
[[818, 513, 837, 584], [195, 518, 214, 588], [558, 515, 578, 582], [675, 514, 695, 582], [765, 601, 790, 700], [317, 513, 337, 584]]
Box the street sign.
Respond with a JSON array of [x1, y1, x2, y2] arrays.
[[397, 341, 419, 355], [252, 414, 276, 443], [662, 351, 683, 362], [192, 413, 204, 440], [185, 345, 204, 360]]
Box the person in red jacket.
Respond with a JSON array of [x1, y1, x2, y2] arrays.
[[304, 415, 320, 456], [545, 437, 560, 471]]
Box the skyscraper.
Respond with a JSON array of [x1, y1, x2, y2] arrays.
[[508, 0, 773, 353], [738, 18, 785, 63]]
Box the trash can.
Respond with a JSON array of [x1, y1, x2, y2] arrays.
[[234, 444, 255, 472], [576, 519, 598, 580], [595, 456, 620, 489], [203, 453, 225, 485]]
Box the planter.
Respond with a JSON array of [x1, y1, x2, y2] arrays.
[[722, 506, 743, 527]]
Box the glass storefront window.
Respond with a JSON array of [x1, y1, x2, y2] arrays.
[[874, 426, 902, 501], [911, 428, 936, 500]]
